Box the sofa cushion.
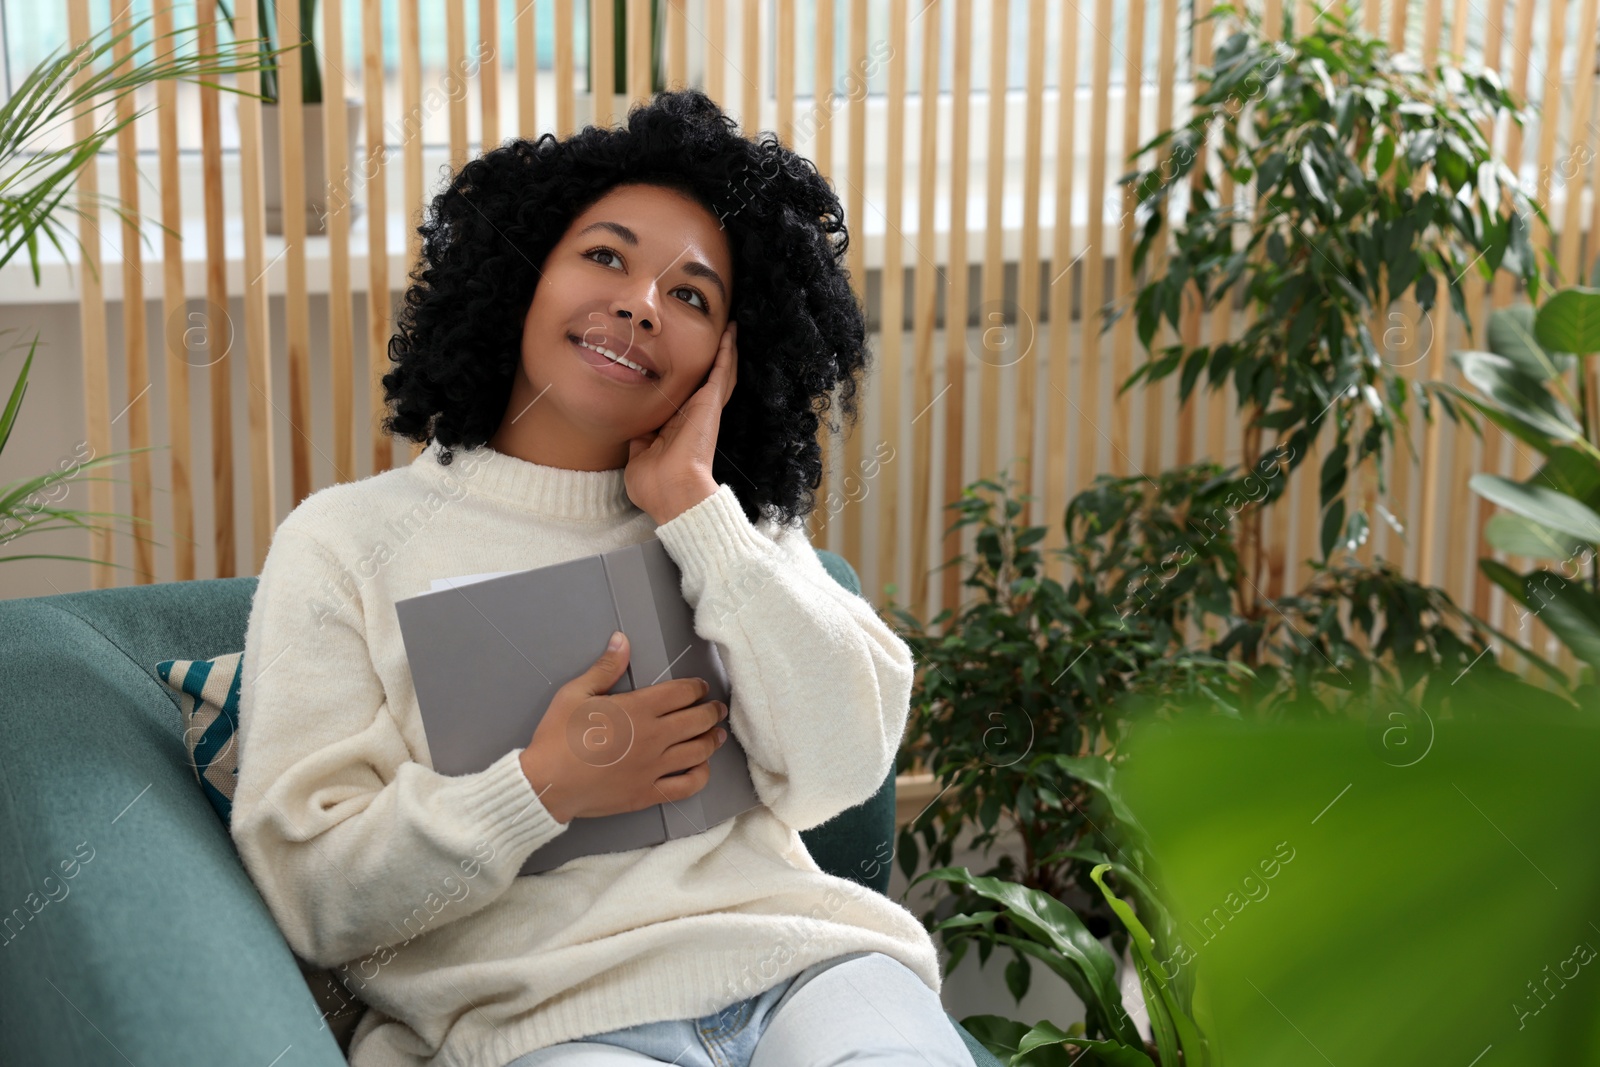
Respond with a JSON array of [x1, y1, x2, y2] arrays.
[[155, 651, 242, 825]]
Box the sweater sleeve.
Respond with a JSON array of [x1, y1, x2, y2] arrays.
[[230, 523, 569, 969], [651, 483, 916, 832]]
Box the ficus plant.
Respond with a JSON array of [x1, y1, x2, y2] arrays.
[[881, 461, 1547, 1055], [884, 465, 1249, 940], [1119, 1, 1547, 640]]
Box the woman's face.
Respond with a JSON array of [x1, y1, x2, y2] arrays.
[[500, 182, 735, 470]]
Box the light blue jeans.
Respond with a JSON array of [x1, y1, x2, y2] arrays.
[[502, 951, 979, 1066]]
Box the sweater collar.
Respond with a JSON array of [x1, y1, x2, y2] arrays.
[[412, 439, 639, 523]]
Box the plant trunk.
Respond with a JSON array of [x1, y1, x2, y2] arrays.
[[1238, 414, 1264, 664]]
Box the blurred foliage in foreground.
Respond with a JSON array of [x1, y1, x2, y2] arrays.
[[1110, 674, 1600, 1065]]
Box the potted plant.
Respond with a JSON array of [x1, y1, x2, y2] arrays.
[[221, 0, 363, 235], [0, 17, 277, 574], [1120, 1, 1546, 652]]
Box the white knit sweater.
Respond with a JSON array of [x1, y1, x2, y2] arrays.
[[231, 440, 941, 1067]]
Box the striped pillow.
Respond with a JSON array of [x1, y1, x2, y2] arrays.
[[156, 651, 243, 826], [155, 651, 366, 1052]]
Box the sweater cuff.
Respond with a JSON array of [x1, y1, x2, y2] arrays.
[[652, 483, 782, 605], [461, 748, 568, 864]]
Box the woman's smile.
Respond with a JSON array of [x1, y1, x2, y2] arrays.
[[569, 334, 661, 384]]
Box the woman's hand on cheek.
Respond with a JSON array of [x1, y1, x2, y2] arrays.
[[624, 321, 739, 525]]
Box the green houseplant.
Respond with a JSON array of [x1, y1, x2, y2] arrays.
[[0, 16, 276, 572], [1437, 282, 1600, 693], [1121, 1, 1546, 643]]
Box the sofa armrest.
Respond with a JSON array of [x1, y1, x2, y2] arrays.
[[0, 589, 348, 1066]]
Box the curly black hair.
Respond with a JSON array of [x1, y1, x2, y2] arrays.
[[380, 88, 871, 529]]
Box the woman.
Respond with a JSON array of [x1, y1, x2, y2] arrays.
[[231, 89, 978, 1067]]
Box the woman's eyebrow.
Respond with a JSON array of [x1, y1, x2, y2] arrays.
[[576, 219, 727, 304]]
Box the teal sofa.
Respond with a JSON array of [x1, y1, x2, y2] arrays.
[[0, 549, 1003, 1067]]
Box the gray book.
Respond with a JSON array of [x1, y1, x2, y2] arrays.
[[393, 537, 760, 875]]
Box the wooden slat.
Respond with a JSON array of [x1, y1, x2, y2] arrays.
[[629, 0, 652, 101], [1422, 0, 1445, 58], [277, 0, 314, 508], [557, 0, 576, 136], [194, 0, 235, 577], [1081, 0, 1112, 491], [594, 0, 615, 126], [67, 0, 115, 588], [363, 0, 391, 477], [706, 0, 726, 105], [153, 0, 194, 581], [876, 0, 908, 605], [1557, 0, 1599, 287], [1255, 0, 1287, 600], [1417, 295, 1451, 585], [667, 0, 687, 86], [1148, 0, 1180, 477], [1111, 0, 1147, 479], [483, 0, 502, 148], [1533, 0, 1567, 272], [448, 0, 470, 167], [518, 0, 540, 135], [1177, 0, 1213, 473], [843, 0, 867, 574], [1204, 1, 1234, 471], [806, 0, 836, 551], [1451, 0, 1471, 57], [777, 0, 795, 144], [1388, 0, 1407, 49], [238, 0, 277, 568], [979, 0, 1009, 483], [323, 0, 356, 484], [1043, 0, 1079, 591], [742, 0, 760, 132], [400, 0, 423, 476], [1013, 0, 1046, 527], [943, 0, 976, 614], [1524, 0, 1565, 663], [399, 0, 422, 250], [911, 0, 944, 618], [1471, 0, 1510, 622], [110, 0, 154, 583]]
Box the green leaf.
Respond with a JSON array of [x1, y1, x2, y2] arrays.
[[1454, 350, 1581, 443], [1005, 953, 1032, 1002], [1482, 512, 1583, 560], [1018, 1020, 1157, 1067], [1486, 305, 1573, 379], [0, 335, 36, 459], [1115, 691, 1600, 1065], [1534, 286, 1600, 356], [1469, 472, 1600, 543], [1320, 496, 1346, 559], [911, 866, 1142, 1046], [1091, 864, 1212, 1067], [1525, 572, 1600, 675], [1435, 384, 1560, 457], [1530, 444, 1600, 508]]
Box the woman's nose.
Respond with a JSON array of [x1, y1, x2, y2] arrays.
[[617, 306, 656, 333]]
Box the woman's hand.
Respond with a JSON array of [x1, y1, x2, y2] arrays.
[[625, 321, 739, 525]]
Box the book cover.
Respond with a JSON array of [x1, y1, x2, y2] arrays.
[[394, 537, 760, 874]]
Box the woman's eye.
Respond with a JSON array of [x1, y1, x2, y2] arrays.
[[585, 247, 709, 313]]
